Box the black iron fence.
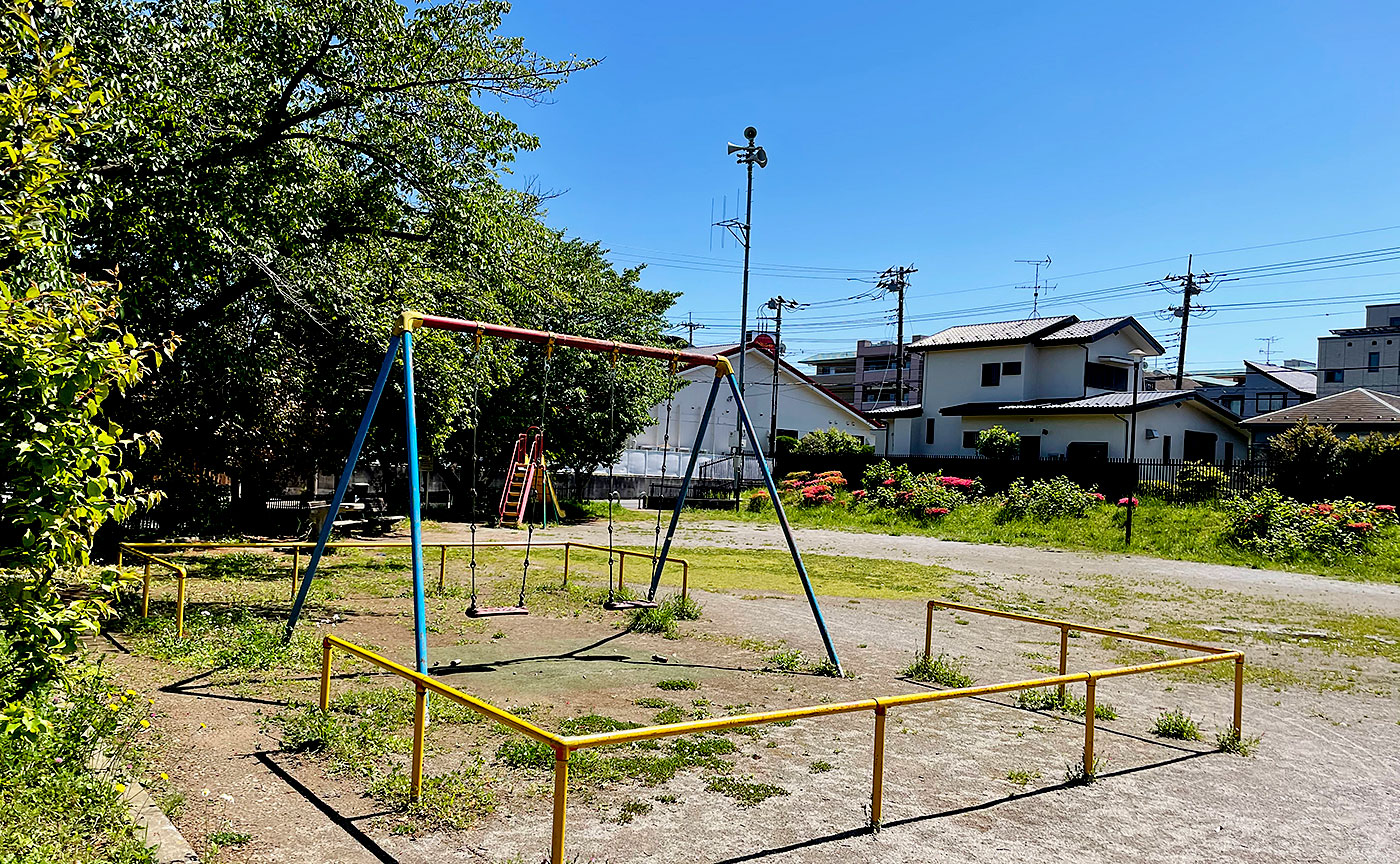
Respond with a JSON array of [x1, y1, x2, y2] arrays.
[[773, 454, 1276, 501]]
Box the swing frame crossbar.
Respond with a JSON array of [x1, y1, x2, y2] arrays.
[[284, 311, 844, 677]]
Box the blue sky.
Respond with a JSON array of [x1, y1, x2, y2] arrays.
[[495, 1, 1400, 371]]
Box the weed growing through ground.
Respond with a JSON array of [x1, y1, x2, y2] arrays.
[[809, 760, 833, 773], [656, 678, 699, 691], [1006, 768, 1041, 786], [1151, 708, 1201, 740], [634, 697, 671, 709], [207, 828, 251, 847], [654, 794, 679, 804], [766, 649, 804, 671], [368, 764, 497, 830], [495, 723, 738, 789], [1063, 757, 1102, 784], [628, 605, 679, 638], [1215, 727, 1262, 756], [615, 799, 652, 824], [664, 594, 703, 621], [704, 775, 789, 807], [903, 652, 975, 688], [1014, 687, 1118, 720]]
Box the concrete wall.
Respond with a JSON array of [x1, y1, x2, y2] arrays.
[[1317, 332, 1400, 397]]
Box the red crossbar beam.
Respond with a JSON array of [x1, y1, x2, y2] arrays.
[[415, 314, 722, 367]]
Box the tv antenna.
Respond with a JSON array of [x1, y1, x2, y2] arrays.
[[1257, 335, 1280, 364], [1014, 256, 1054, 317]]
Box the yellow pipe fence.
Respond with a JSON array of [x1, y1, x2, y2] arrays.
[[318, 600, 1245, 863], [118, 541, 689, 637]]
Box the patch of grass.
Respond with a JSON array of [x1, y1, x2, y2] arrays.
[[652, 705, 687, 724], [628, 605, 679, 638], [663, 593, 704, 621], [1151, 708, 1201, 741], [808, 760, 833, 773], [1006, 768, 1041, 786], [278, 702, 410, 776], [765, 649, 804, 672], [704, 775, 789, 807], [1215, 727, 1262, 756], [654, 793, 679, 804], [634, 697, 672, 709], [557, 714, 641, 736], [496, 733, 737, 789], [806, 659, 849, 678], [903, 652, 975, 688], [118, 602, 321, 672], [158, 790, 186, 820], [368, 764, 496, 831], [656, 678, 699, 691], [1063, 757, 1103, 785], [207, 829, 251, 846], [614, 799, 652, 825], [1014, 688, 1117, 720]]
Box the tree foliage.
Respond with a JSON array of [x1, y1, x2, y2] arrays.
[[794, 427, 874, 456], [975, 425, 1019, 460], [67, 0, 675, 525]]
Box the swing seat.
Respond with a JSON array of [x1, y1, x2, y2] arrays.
[[604, 599, 659, 611], [467, 605, 529, 617]]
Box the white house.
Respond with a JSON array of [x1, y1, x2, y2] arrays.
[[613, 337, 879, 481], [873, 315, 1248, 463]]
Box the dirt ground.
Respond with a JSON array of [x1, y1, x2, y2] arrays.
[[103, 519, 1400, 864]]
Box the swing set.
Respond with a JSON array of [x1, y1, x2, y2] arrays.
[[283, 311, 844, 678]]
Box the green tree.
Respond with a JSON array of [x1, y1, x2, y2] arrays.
[[0, 0, 169, 739], [69, 0, 675, 524], [1267, 420, 1342, 500], [975, 425, 1020, 460]]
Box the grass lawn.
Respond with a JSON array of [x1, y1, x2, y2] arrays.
[[681, 498, 1400, 584]]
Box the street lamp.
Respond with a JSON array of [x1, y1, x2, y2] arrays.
[[1125, 348, 1149, 545], [721, 126, 768, 502]]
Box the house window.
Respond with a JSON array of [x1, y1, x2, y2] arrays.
[[1324, 369, 1344, 383], [863, 357, 895, 372], [1256, 393, 1285, 413], [1222, 396, 1244, 415], [1002, 361, 1022, 376], [1084, 362, 1129, 391], [981, 362, 1001, 387], [1369, 352, 1381, 372], [962, 430, 979, 449], [925, 418, 936, 445]]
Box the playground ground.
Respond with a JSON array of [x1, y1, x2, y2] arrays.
[[104, 518, 1400, 863]]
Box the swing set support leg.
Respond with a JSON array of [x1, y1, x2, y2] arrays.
[[285, 335, 401, 641], [726, 370, 845, 676], [646, 372, 724, 601], [404, 331, 430, 683]]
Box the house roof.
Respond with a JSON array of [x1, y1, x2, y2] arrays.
[[797, 350, 856, 365], [908, 315, 1164, 354], [1245, 360, 1317, 396], [940, 389, 1242, 423], [683, 342, 878, 430], [1241, 388, 1400, 426], [865, 403, 923, 418], [908, 316, 1075, 351]]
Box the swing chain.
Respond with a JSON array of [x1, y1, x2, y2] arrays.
[[468, 330, 482, 609]]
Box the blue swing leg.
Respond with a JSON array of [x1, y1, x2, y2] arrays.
[[403, 332, 430, 681], [285, 335, 402, 641], [646, 372, 724, 601], [726, 371, 844, 676]]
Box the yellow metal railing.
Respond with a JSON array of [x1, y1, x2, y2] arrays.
[[117, 545, 189, 639], [318, 600, 1245, 863], [118, 540, 689, 637]]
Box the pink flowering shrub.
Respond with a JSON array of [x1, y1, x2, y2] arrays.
[[1224, 489, 1391, 560], [858, 460, 980, 516], [1117, 497, 1139, 508], [745, 490, 772, 512]]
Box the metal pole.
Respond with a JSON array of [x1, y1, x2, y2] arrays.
[[1083, 678, 1098, 778], [647, 373, 725, 600], [727, 371, 844, 675], [319, 638, 332, 711], [735, 155, 755, 506], [411, 684, 426, 798], [285, 335, 402, 639], [1058, 625, 1070, 700], [551, 747, 570, 864], [404, 332, 430, 681], [769, 301, 782, 457], [1126, 360, 1140, 545], [1233, 656, 1245, 734], [871, 706, 887, 827]]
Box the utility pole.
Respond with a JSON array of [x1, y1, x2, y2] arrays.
[[677, 313, 707, 346], [1162, 255, 1212, 389], [765, 296, 803, 456], [877, 265, 917, 406], [720, 127, 768, 503]]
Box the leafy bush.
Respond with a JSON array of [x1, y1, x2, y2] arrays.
[[975, 425, 1020, 460], [1223, 489, 1388, 561], [745, 490, 771, 512], [775, 435, 800, 455], [1269, 420, 1343, 499], [857, 461, 979, 516], [1176, 461, 1229, 502], [998, 477, 1099, 521], [793, 427, 873, 455]]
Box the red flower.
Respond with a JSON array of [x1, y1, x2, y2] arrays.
[[1316, 503, 1334, 514], [1345, 521, 1374, 532], [1376, 505, 1395, 513], [881, 478, 897, 486], [1117, 497, 1139, 507], [924, 507, 950, 517], [851, 489, 866, 499], [1090, 493, 1106, 502]]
